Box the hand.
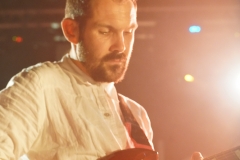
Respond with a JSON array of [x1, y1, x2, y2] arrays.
[[191, 152, 204, 160]]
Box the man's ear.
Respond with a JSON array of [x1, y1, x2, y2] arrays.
[[61, 18, 80, 44]]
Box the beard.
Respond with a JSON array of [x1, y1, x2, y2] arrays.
[[76, 41, 130, 83]]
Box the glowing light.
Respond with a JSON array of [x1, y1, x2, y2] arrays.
[[53, 35, 66, 42], [12, 36, 17, 41], [189, 26, 201, 33], [51, 22, 60, 29], [12, 36, 23, 43], [184, 74, 195, 82], [236, 76, 240, 89], [223, 70, 240, 102]]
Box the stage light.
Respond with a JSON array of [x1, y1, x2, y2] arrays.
[[184, 74, 194, 82], [189, 26, 201, 33], [224, 71, 240, 100]]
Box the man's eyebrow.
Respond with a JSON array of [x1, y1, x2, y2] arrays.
[[94, 23, 138, 30], [94, 23, 114, 29]]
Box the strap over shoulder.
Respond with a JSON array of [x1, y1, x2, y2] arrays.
[[117, 94, 153, 150]]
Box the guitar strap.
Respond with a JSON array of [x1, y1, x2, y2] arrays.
[[118, 94, 153, 150]]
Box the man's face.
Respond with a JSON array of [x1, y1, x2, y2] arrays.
[[78, 0, 138, 83]]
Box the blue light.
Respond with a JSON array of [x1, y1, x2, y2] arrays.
[[189, 26, 201, 33]]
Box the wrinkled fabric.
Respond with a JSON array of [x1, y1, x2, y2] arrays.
[[0, 54, 154, 160]]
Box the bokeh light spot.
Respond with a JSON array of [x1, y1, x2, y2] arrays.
[[184, 74, 195, 82], [189, 26, 201, 33], [12, 36, 23, 43]]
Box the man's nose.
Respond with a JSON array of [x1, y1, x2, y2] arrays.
[[109, 33, 126, 53]]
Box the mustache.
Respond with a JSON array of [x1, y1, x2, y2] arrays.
[[103, 52, 127, 61]]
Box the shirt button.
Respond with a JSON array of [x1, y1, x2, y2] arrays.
[[104, 113, 111, 117]]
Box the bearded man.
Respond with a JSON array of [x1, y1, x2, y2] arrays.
[[0, 0, 203, 159]]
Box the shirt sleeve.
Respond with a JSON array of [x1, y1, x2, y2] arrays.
[[0, 69, 46, 160]]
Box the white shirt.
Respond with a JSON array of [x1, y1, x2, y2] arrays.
[[0, 54, 154, 160]]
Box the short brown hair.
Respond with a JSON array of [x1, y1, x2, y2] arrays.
[[65, 0, 137, 32], [65, 0, 137, 18]]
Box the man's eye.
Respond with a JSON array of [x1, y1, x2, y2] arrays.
[[99, 31, 109, 35]]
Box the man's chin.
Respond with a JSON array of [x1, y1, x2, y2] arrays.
[[90, 69, 126, 83], [108, 66, 127, 83], [85, 62, 127, 83]]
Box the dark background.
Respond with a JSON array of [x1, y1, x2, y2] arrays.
[[1, 0, 240, 159]]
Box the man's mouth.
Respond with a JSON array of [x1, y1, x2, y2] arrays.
[[104, 53, 127, 63]]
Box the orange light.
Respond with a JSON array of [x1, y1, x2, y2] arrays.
[[12, 36, 23, 43], [16, 37, 23, 43]]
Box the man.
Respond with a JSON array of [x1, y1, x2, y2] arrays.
[[0, 0, 152, 159], [0, 0, 203, 159]]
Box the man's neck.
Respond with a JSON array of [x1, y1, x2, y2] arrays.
[[70, 58, 90, 77]]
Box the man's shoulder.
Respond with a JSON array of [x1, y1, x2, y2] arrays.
[[6, 61, 64, 88], [22, 61, 60, 75], [18, 61, 62, 81]]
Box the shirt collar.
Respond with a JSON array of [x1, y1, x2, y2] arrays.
[[60, 54, 117, 99]]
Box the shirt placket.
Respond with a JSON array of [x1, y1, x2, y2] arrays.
[[92, 85, 127, 148], [92, 85, 113, 122]]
